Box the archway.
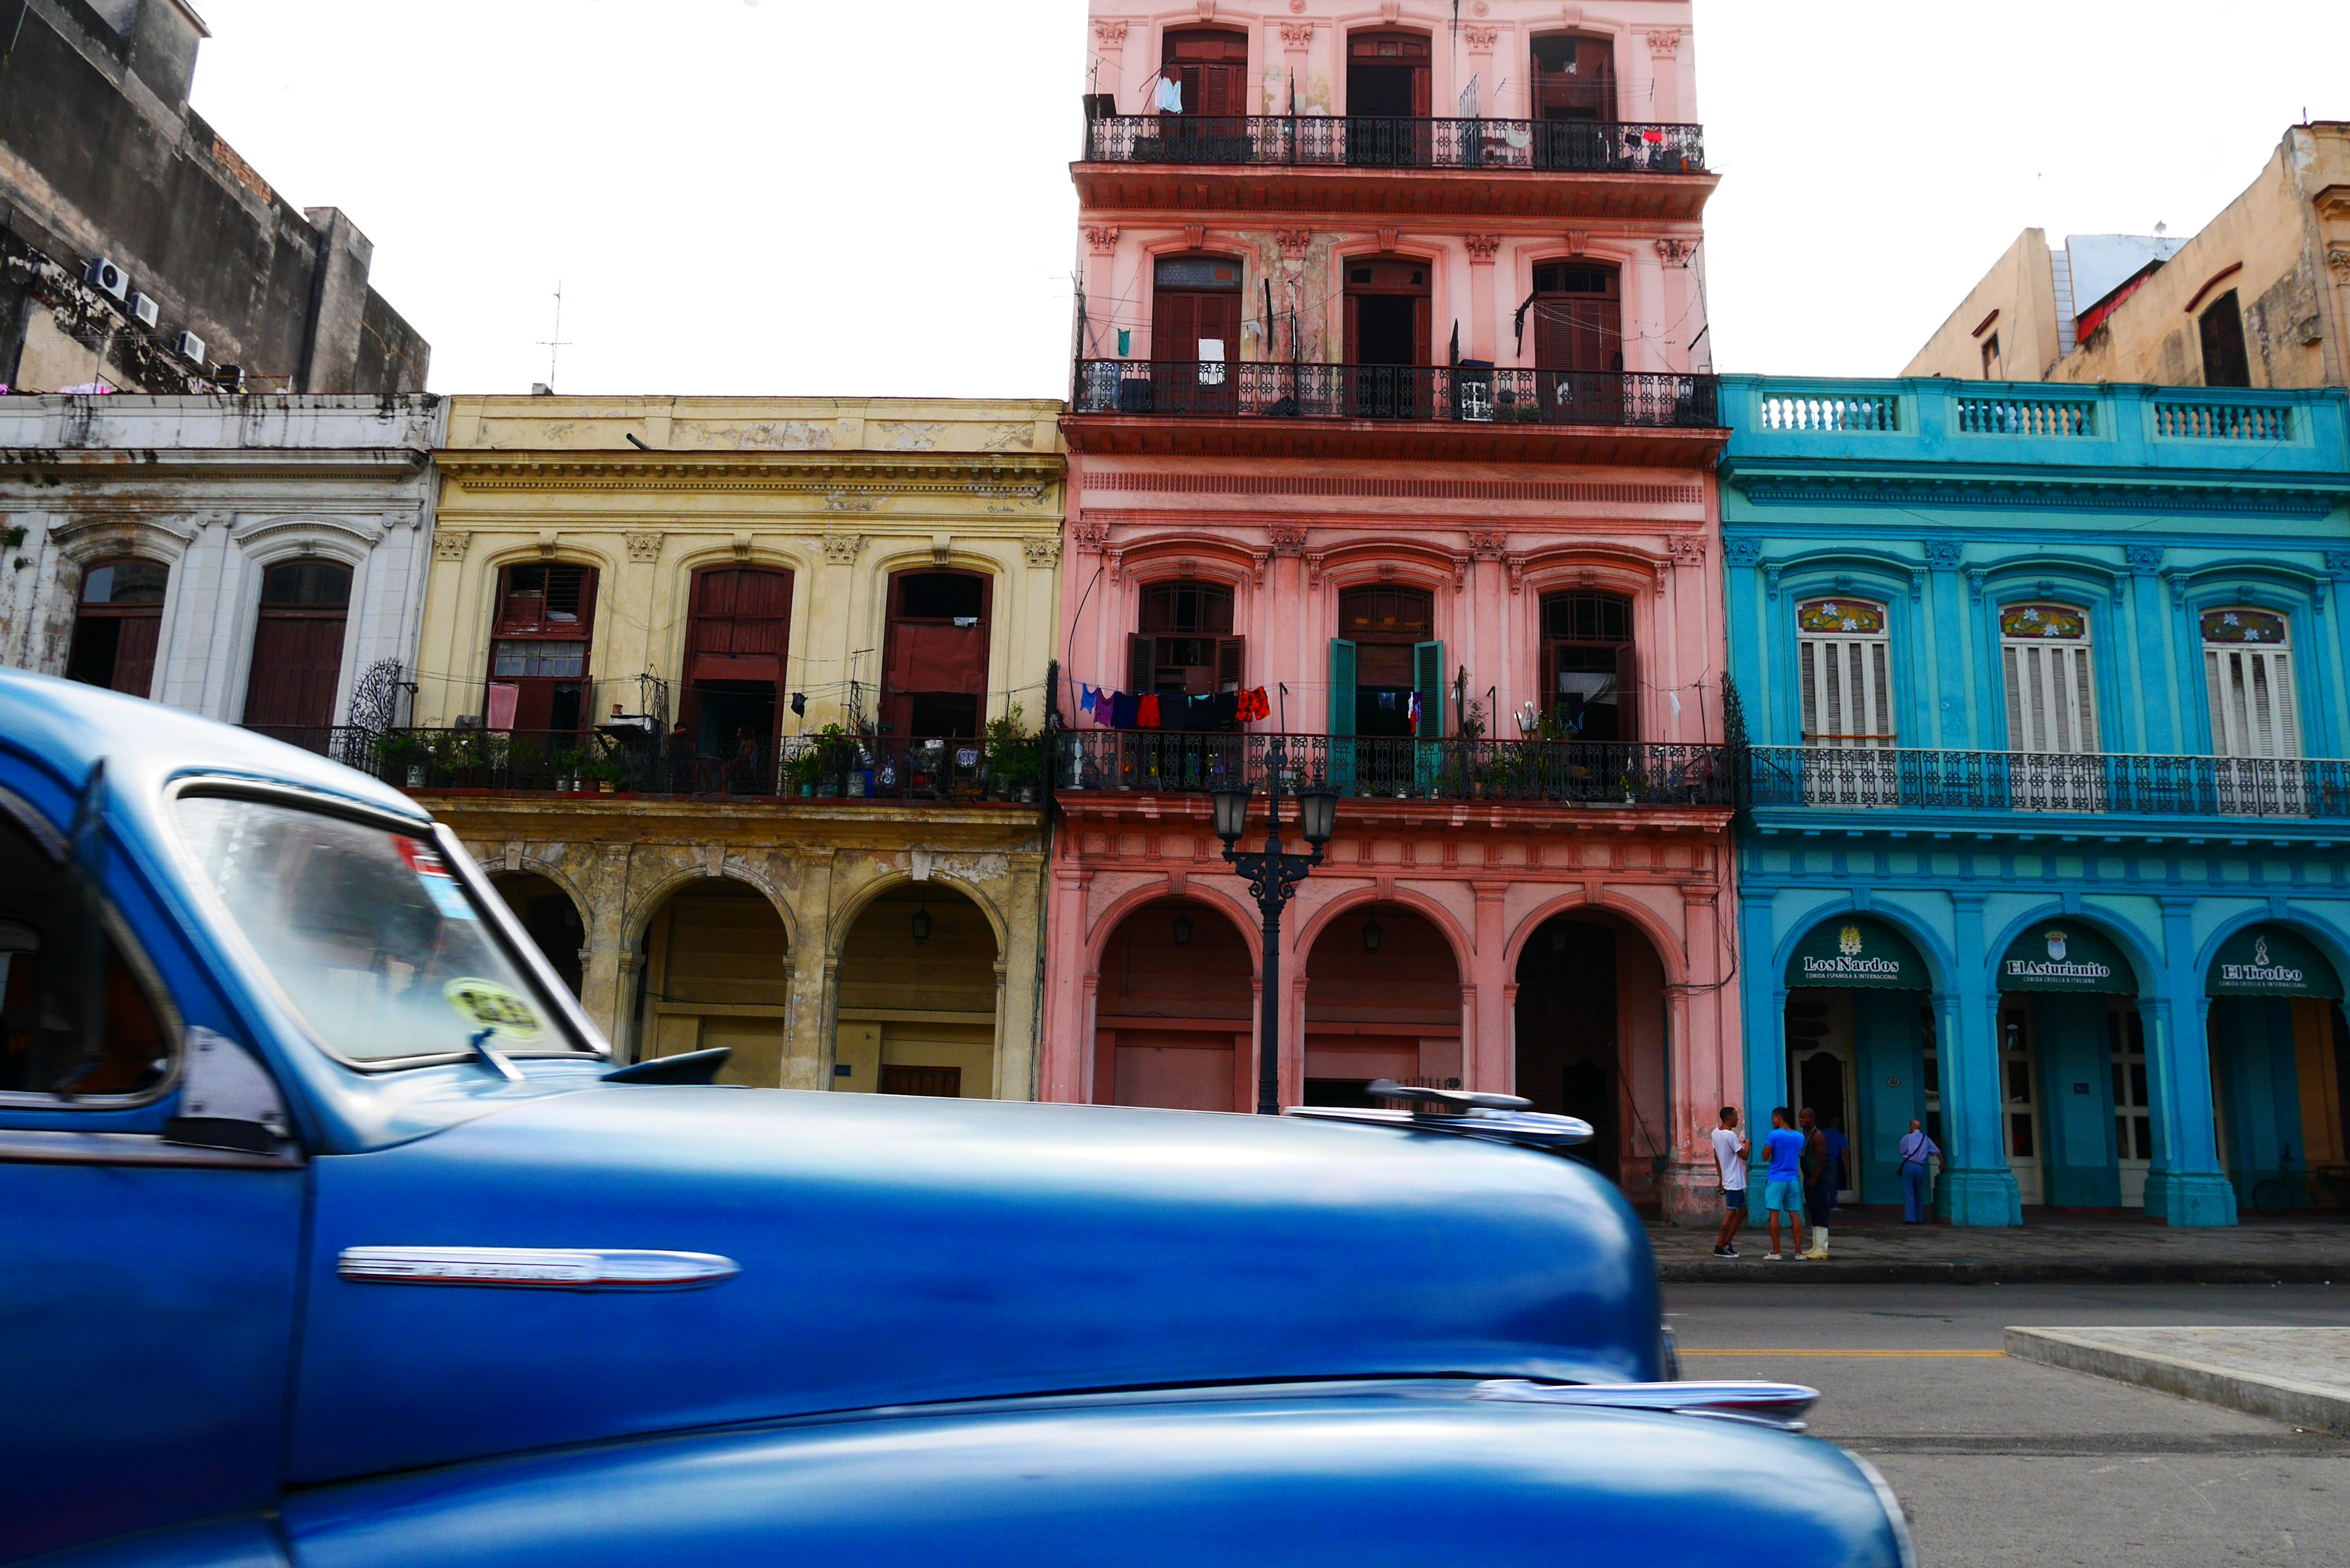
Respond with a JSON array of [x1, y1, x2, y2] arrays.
[[837, 883, 998, 1099], [1516, 909, 1668, 1198], [636, 878, 789, 1088], [491, 871, 585, 997], [1781, 915, 1933, 1207], [1305, 903, 1460, 1108], [2205, 924, 2349, 1214], [1995, 918, 2146, 1209], [1093, 897, 1253, 1111]]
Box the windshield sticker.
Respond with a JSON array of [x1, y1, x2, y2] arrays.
[[445, 977, 545, 1043], [395, 837, 478, 920]]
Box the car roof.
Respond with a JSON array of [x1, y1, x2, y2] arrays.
[[0, 667, 431, 825]]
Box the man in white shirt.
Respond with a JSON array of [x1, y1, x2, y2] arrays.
[[1710, 1107, 1750, 1258]]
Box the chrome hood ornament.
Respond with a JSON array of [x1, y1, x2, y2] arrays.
[[1283, 1080, 1595, 1151]]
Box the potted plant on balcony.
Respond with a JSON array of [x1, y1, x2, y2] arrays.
[[583, 756, 625, 796], [549, 747, 587, 794], [377, 733, 428, 790], [813, 723, 857, 797], [985, 704, 1043, 804], [785, 745, 823, 798]]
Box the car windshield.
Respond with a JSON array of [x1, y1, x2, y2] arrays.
[[174, 793, 583, 1064]]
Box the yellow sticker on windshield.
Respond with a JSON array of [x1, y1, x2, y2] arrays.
[[444, 978, 545, 1043]]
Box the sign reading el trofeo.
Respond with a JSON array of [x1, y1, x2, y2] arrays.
[[1788, 917, 1927, 991], [1997, 924, 2135, 995], [2208, 925, 2344, 998]]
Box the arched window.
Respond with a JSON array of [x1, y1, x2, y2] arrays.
[[1540, 591, 1635, 742], [1332, 584, 1439, 739], [1797, 598, 1893, 747], [882, 570, 990, 739], [242, 559, 352, 732], [1130, 580, 1242, 705], [487, 562, 597, 734], [681, 566, 793, 759], [1998, 602, 2097, 756], [64, 556, 169, 698], [2201, 608, 2298, 760]]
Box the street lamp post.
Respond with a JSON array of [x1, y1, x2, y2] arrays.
[[1212, 742, 1338, 1115]]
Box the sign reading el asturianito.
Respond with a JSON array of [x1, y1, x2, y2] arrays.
[[1997, 924, 2137, 995], [1786, 916, 1929, 991], [2207, 925, 2343, 998]]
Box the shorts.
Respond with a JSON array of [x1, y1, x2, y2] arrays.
[[1722, 1186, 1747, 1212], [1764, 1179, 1804, 1217]]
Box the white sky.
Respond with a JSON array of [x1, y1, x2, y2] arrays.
[[184, 1, 2350, 397]]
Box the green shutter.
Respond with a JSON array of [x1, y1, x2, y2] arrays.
[[1329, 639, 1357, 736], [1414, 640, 1445, 739]]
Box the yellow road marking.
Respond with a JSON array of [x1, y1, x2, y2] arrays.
[[1678, 1348, 2008, 1359]]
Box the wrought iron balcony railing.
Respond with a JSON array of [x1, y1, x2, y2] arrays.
[[1745, 746, 2350, 821], [1084, 115, 1706, 174], [1058, 733, 1736, 808], [252, 726, 1050, 805], [1072, 360, 1719, 429]]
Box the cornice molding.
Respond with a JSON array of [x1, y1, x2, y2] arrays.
[[436, 451, 1059, 502], [1733, 472, 2344, 520]]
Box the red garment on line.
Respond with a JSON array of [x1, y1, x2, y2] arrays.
[[1235, 687, 1270, 723], [1137, 694, 1162, 728]]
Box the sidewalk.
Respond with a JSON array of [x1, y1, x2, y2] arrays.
[[2007, 1326, 2350, 1432], [1649, 1208, 2350, 1284]]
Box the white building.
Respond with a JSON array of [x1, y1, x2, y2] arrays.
[[0, 395, 445, 736]]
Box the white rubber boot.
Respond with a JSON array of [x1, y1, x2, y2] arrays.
[[1803, 1225, 1829, 1261]]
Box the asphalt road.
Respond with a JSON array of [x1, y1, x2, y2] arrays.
[[1664, 1283, 2350, 1567]]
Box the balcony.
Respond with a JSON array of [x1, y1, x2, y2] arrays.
[[1064, 361, 1723, 464], [1057, 733, 1735, 816], [257, 727, 1051, 807], [1746, 747, 2350, 832], [1074, 116, 1712, 222]]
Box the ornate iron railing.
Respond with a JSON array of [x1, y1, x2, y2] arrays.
[[1057, 733, 1736, 808], [1745, 746, 2350, 819], [1072, 360, 1719, 428], [268, 726, 1051, 805], [1083, 115, 1705, 174]]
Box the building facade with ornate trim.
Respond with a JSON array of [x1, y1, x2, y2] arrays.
[[1721, 376, 2350, 1226], [0, 394, 444, 734], [1048, 0, 1737, 1223], [414, 397, 1065, 1103]]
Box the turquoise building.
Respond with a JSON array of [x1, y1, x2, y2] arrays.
[[1719, 378, 2350, 1227]]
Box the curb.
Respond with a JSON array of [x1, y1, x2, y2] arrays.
[[2005, 1327, 2350, 1433], [1657, 1259, 2349, 1285]]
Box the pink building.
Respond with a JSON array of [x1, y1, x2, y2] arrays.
[[1047, 0, 1733, 1221]]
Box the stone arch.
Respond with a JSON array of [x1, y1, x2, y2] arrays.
[[1092, 891, 1258, 1112], [1768, 898, 1955, 997], [834, 875, 1004, 1102], [1300, 894, 1466, 1108], [1085, 876, 1264, 973], [829, 865, 1010, 961], [623, 861, 799, 954], [1986, 904, 2163, 1001], [632, 868, 796, 1088], [1504, 886, 1691, 986], [1294, 883, 1473, 973], [489, 867, 589, 998]]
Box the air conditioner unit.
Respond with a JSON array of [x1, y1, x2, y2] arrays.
[[83, 257, 130, 301], [209, 363, 245, 392], [129, 292, 161, 328], [174, 331, 206, 365]]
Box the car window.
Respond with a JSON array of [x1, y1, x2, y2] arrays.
[[0, 810, 172, 1100], [174, 794, 585, 1065]]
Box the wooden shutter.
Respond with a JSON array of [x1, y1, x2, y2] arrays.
[[1412, 295, 1432, 369], [1801, 634, 1894, 747], [2207, 645, 2300, 759], [1413, 640, 1444, 738], [111, 616, 159, 699], [1128, 633, 1155, 696], [1328, 639, 1357, 736], [1613, 642, 1638, 742], [1216, 637, 1245, 693], [242, 618, 346, 728], [1200, 291, 1242, 357], [2002, 640, 2097, 755], [1157, 291, 1199, 362]]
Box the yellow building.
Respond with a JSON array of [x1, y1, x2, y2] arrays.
[[411, 397, 1065, 1098], [1909, 124, 2350, 388]]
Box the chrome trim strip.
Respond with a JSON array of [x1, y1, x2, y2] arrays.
[[0, 1128, 299, 1170], [338, 1246, 741, 1290], [1474, 1379, 1821, 1432], [1283, 1105, 1594, 1148]]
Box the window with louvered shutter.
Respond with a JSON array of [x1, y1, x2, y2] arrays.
[[1796, 600, 1893, 747], [2201, 609, 2300, 760], [1999, 603, 2097, 756]]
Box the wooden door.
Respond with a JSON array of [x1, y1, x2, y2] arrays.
[[1164, 28, 1250, 119], [1532, 34, 1616, 121], [882, 571, 991, 738], [487, 563, 598, 735], [242, 561, 352, 731], [682, 567, 792, 758], [1343, 259, 1431, 418], [63, 558, 169, 699]]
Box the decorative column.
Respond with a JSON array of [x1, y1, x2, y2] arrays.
[[1042, 862, 1094, 1101], [1631, 239, 1668, 373], [1941, 892, 2023, 1225], [1471, 881, 1510, 1092], [1658, 881, 1731, 1226], [579, 841, 635, 1053], [1652, 240, 1698, 378], [2124, 543, 2176, 752], [1641, 28, 1684, 122], [1923, 538, 1970, 747], [1081, 226, 1121, 361], [1278, 21, 1313, 115], [2143, 895, 2239, 1225], [1464, 234, 1502, 363], [1737, 891, 1784, 1222]]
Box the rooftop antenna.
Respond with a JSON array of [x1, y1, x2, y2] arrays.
[[536, 280, 572, 390]]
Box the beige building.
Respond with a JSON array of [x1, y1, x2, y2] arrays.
[[412, 397, 1066, 1099], [1909, 124, 2350, 389]]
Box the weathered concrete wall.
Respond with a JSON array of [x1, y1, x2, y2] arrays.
[[0, 393, 446, 721], [0, 0, 428, 393], [1903, 228, 2063, 382]]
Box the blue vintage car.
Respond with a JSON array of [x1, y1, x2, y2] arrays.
[[1, 668, 1913, 1567]]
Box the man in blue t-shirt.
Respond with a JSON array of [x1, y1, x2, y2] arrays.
[[1761, 1107, 1809, 1261]]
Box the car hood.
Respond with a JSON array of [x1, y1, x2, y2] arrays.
[[286, 1385, 1909, 1568], [291, 1083, 1661, 1484]]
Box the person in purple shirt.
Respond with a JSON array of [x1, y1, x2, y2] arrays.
[[1760, 1107, 1808, 1261]]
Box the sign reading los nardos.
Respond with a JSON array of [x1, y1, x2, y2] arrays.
[[1787, 916, 1928, 990]]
